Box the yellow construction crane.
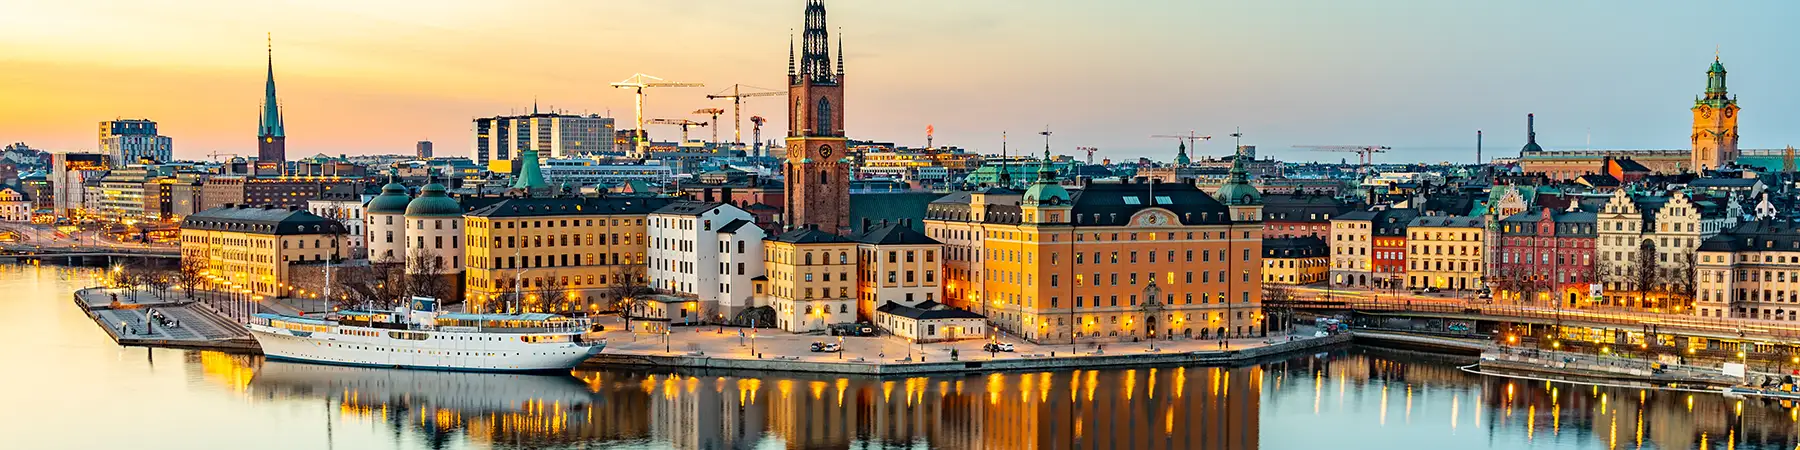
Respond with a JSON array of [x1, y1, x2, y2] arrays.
[[1149, 132, 1212, 149], [705, 84, 784, 145], [1294, 145, 1391, 173], [693, 108, 726, 146], [610, 73, 703, 157], [648, 118, 708, 143]]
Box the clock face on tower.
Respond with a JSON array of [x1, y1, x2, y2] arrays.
[[820, 145, 833, 158]]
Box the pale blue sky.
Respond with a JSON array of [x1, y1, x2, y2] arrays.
[[1, 0, 1794, 163]]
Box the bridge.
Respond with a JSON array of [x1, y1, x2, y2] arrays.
[[0, 244, 180, 263], [1269, 298, 1800, 343]]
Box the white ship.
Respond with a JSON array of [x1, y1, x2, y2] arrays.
[[246, 297, 605, 373]]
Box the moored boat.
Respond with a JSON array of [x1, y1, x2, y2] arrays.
[[246, 297, 604, 373]]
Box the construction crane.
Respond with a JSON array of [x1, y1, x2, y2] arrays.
[[1149, 132, 1212, 149], [750, 116, 767, 157], [1294, 145, 1391, 173], [705, 84, 784, 145], [1075, 146, 1098, 166], [610, 73, 703, 157], [648, 118, 708, 143], [205, 151, 239, 162], [692, 108, 725, 146]]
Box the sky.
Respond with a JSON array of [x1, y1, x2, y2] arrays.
[[2, 0, 1797, 164]]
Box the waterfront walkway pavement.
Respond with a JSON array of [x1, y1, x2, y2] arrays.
[[75, 287, 256, 352], [592, 315, 1322, 365]]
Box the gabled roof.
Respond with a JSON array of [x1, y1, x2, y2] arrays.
[[875, 301, 985, 320], [851, 222, 939, 246], [769, 227, 852, 244]]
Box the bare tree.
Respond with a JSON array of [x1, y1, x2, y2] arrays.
[[177, 258, 208, 299], [531, 270, 569, 313], [404, 246, 452, 302], [144, 267, 174, 301], [608, 265, 651, 330], [1633, 240, 1658, 309], [1668, 252, 1698, 312]]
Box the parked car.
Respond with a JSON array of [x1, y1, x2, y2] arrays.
[[1423, 286, 1441, 293], [809, 341, 842, 352], [828, 322, 877, 337], [983, 342, 1015, 352]]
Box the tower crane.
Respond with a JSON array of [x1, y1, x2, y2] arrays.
[[648, 118, 708, 143], [693, 108, 725, 146], [1294, 145, 1390, 173], [705, 84, 784, 145], [1149, 132, 1212, 149], [1075, 146, 1099, 166], [610, 73, 703, 157], [206, 151, 239, 162], [750, 116, 768, 157]]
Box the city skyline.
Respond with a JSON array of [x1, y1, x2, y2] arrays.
[[3, 0, 1798, 163]]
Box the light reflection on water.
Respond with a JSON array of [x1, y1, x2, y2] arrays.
[[2, 265, 1797, 449]]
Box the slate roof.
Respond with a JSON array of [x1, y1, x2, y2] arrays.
[[875, 301, 986, 320], [1263, 236, 1327, 258], [465, 197, 674, 218], [1262, 192, 1352, 222], [1691, 178, 1759, 188], [1370, 208, 1420, 237], [769, 227, 853, 244], [1407, 215, 1484, 229], [851, 222, 940, 246], [654, 201, 724, 216], [1700, 220, 1800, 252], [716, 219, 753, 234], [927, 181, 1237, 226], [1610, 158, 1652, 172], [183, 205, 347, 235]]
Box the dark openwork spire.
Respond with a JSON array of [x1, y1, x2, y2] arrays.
[[836, 28, 844, 77], [797, 0, 835, 85], [787, 32, 796, 77]]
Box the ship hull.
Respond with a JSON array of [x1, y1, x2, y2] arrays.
[[247, 323, 602, 373]]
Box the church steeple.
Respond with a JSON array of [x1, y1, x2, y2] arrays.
[[1704, 55, 1730, 102], [257, 33, 288, 164], [259, 34, 284, 139], [1175, 140, 1191, 166]]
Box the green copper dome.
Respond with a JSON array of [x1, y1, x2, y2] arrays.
[[404, 183, 462, 217], [366, 182, 412, 214], [1213, 157, 1261, 206]]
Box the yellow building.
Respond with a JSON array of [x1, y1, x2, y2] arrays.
[[1404, 215, 1485, 291], [462, 197, 672, 314], [1692, 56, 1740, 171], [179, 204, 349, 297], [1262, 237, 1328, 285], [761, 226, 858, 332], [925, 157, 1265, 343], [851, 221, 944, 320]]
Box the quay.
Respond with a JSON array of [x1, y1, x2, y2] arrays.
[[73, 287, 259, 353]]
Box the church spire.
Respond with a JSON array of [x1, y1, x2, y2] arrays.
[[1705, 54, 1729, 101], [835, 28, 844, 77], [259, 33, 284, 138], [787, 32, 796, 77]]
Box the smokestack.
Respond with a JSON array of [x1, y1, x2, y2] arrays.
[[1526, 113, 1536, 145], [1477, 130, 1483, 164]]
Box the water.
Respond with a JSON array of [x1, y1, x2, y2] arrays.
[[1, 265, 1795, 450]]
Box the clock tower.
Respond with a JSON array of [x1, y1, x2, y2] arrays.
[[784, 0, 850, 233], [1690, 56, 1739, 172]]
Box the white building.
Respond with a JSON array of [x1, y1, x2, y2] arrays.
[[646, 202, 763, 322], [308, 196, 371, 258], [51, 152, 108, 217], [539, 160, 673, 188], [0, 184, 32, 222], [472, 113, 615, 166], [874, 300, 986, 343], [402, 183, 465, 275], [364, 182, 411, 263]]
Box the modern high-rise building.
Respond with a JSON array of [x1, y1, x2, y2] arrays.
[[472, 110, 615, 167], [98, 119, 172, 164], [783, 0, 851, 234], [51, 152, 108, 216], [257, 38, 287, 165], [416, 140, 433, 159]]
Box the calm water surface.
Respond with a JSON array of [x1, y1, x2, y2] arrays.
[[1, 265, 1794, 449]]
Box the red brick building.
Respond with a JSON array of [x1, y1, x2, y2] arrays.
[[782, 1, 851, 233], [1496, 206, 1598, 307], [1370, 208, 1418, 289]]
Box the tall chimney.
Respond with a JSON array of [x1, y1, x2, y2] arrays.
[[1526, 113, 1536, 145]]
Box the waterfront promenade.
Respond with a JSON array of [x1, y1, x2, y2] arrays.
[[73, 287, 257, 352]]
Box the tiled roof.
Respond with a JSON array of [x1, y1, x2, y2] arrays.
[[183, 205, 346, 235], [769, 227, 852, 244], [851, 222, 940, 246]]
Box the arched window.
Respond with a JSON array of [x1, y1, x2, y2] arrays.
[[816, 98, 833, 133]]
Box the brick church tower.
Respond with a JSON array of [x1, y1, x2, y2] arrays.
[[783, 0, 850, 234]]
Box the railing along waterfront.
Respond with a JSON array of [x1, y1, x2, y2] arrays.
[[1271, 298, 1800, 342]]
